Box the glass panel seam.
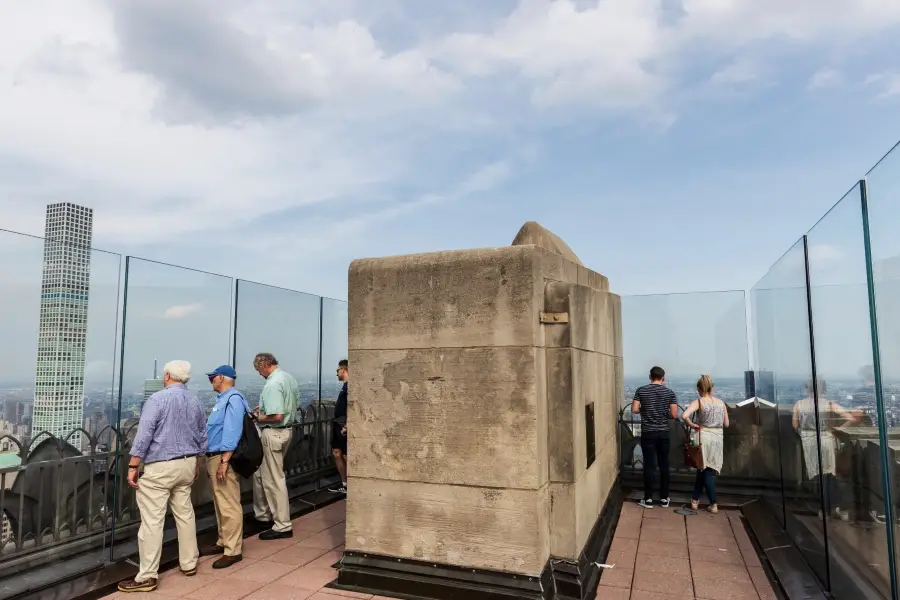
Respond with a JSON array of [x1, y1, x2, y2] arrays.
[[803, 235, 832, 591], [860, 178, 899, 599]]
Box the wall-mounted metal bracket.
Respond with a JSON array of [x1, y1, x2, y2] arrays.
[[540, 312, 569, 324]]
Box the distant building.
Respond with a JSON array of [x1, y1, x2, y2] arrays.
[[143, 378, 164, 403], [140, 378, 164, 416], [31, 203, 93, 451], [0, 514, 10, 547]]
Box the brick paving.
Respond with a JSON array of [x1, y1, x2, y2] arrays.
[[100, 498, 778, 600], [597, 502, 778, 600], [102, 499, 394, 600]]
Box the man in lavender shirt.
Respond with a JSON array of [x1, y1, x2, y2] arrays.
[[117, 360, 208, 594]]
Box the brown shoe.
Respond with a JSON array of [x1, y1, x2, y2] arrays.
[[117, 578, 158, 593], [181, 566, 197, 577], [199, 544, 225, 557], [212, 554, 243, 569]]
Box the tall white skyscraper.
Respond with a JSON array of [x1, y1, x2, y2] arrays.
[[31, 203, 93, 451]]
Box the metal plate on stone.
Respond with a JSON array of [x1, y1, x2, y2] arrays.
[[675, 508, 697, 516], [540, 312, 569, 324]]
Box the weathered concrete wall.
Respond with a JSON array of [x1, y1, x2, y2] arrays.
[[543, 277, 622, 560], [346, 223, 622, 575]]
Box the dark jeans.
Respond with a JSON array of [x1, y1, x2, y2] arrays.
[[692, 468, 717, 505], [816, 474, 845, 512], [641, 431, 671, 501]]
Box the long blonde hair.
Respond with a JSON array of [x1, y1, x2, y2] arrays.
[[697, 375, 714, 397]]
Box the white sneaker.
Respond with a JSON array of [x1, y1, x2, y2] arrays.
[[834, 507, 849, 522], [870, 510, 886, 525], [660, 498, 671, 508], [638, 499, 654, 509]]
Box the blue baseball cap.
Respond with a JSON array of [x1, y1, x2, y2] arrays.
[[206, 365, 237, 379]]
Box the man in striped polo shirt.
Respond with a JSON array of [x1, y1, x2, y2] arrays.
[[632, 366, 678, 509]]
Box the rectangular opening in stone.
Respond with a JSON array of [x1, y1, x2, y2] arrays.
[[585, 402, 596, 468]]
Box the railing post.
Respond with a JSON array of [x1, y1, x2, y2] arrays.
[[231, 280, 240, 368], [109, 256, 130, 560], [802, 235, 832, 591], [316, 296, 324, 490]]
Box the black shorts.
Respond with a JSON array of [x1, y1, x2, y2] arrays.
[[331, 423, 347, 454]]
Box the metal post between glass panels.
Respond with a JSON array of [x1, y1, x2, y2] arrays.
[[231, 279, 240, 368], [316, 296, 324, 491], [860, 179, 899, 599], [803, 235, 832, 591], [108, 255, 130, 561]]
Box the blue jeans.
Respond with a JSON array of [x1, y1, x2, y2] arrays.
[[692, 468, 717, 505]]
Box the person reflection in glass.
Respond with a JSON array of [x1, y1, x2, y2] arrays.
[[792, 378, 857, 521], [849, 365, 886, 524]]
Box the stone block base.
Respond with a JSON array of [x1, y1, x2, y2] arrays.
[[334, 477, 624, 600]]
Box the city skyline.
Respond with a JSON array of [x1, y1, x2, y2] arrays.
[[0, 205, 349, 455]]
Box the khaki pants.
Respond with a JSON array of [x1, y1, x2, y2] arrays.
[[207, 454, 243, 556], [252, 428, 293, 532], [135, 456, 198, 582]]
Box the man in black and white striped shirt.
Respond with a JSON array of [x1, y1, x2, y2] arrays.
[[632, 366, 678, 509]]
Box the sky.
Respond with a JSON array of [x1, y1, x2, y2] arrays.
[[3, 0, 900, 385]]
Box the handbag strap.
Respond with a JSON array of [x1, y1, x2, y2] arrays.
[[693, 398, 704, 440]]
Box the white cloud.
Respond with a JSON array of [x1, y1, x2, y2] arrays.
[[865, 71, 900, 99], [711, 60, 758, 85], [2, 0, 900, 272], [163, 303, 202, 320], [807, 68, 842, 90], [432, 0, 666, 111], [807, 243, 844, 263]]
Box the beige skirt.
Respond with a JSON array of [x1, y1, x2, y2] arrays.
[[690, 427, 724, 474], [801, 430, 836, 479]]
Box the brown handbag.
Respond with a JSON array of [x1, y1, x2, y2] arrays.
[[684, 428, 704, 470], [684, 400, 705, 470]]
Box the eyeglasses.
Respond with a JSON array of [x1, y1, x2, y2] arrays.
[[208, 375, 218, 382]]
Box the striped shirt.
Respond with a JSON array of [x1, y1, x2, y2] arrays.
[[131, 383, 208, 463], [634, 384, 677, 433]]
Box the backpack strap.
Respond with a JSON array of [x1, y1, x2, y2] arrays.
[[223, 392, 251, 418]]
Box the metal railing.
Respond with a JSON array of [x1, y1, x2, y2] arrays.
[[618, 401, 792, 483], [0, 402, 337, 579]]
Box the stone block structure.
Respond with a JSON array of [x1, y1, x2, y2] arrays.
[[338, 222, 623, 599]]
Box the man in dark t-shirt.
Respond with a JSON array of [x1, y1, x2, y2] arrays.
[[632, 366, 678, 509], [328, 359, 349, 495]]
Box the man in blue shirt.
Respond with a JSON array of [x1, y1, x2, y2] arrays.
[[118, 360, 207, 593], [203, 365, 249, 569]]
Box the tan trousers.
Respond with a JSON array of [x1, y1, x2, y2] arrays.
[[135, 456, 198, 582], [207, 454, 243, 556], [252, 428, 293, 532]]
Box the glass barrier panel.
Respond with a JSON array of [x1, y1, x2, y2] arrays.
[[112, 258, 232, 559], [865, 143, 900, 598], [757, 240, 817, 545], [808, 184, 892, 598], [0, 228, 121, 584], [320, 298, 348, 492], [750, 281, 783, 525], [621, 291, 749, 488], [233, 280, 323, 495]]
